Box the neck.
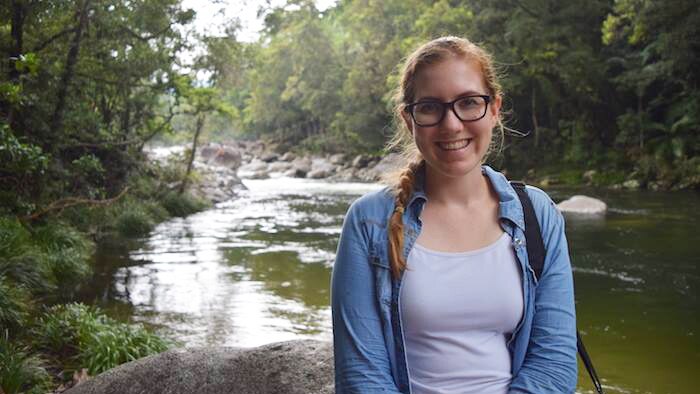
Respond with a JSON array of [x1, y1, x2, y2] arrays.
[[424, 164, 491, 207]]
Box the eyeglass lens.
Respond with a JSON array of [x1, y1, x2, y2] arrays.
[[412, 96, 487, 126]]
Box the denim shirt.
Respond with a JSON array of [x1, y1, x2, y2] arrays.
[[331, 165, 578, 394]]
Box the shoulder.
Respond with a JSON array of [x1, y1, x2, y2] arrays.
[[345, 186, 395, 227], [523, 184, 566, 239], [523, 184, 558, 213]]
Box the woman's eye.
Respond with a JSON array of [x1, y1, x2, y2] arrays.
[[416, 102, 441, 114], [457, 98, 479, 109]]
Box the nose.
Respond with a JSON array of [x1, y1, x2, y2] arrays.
[[440, 106, 463, 133]]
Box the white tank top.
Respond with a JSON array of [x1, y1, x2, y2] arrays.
[[400, 232, 524, 394]]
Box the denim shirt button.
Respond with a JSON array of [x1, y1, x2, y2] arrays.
[[514, 237, 523, 247]]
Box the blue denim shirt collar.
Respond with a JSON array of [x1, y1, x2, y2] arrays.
[[406, 163, 525, 231]]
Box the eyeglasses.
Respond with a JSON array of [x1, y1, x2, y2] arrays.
[[404, 95, 491, 127]]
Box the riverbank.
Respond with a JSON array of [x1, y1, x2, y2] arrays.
[[0, 151, 221, 393], [185, 139, 699, 191]]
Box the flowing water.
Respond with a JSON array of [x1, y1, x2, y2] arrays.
[[82, 178, 699, 394]]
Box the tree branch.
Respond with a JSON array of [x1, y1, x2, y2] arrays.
[[118, 23, 174, 43], [22, 187, 129, 221], [32, 27, 78, 52], [510, 0, 539, 18]]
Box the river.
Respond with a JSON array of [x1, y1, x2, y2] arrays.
[[81, 177, 699, 394]]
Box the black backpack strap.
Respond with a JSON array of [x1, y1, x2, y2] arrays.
[[510, 181, 545, 280], [510, 181, 604, 394]]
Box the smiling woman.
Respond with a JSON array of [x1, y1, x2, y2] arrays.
[[331, 36, 578, 394]]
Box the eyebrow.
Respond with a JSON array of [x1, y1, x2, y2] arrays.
[[415, 91, 485, 102]]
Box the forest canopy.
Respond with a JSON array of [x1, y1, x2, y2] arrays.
[[2, 0, 699, 218]]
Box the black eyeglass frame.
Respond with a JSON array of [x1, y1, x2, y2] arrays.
[[404, 95, 492, 127]]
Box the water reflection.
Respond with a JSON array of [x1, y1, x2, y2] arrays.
[[93, 178, 381, 348], [83, 180, 699, 393]]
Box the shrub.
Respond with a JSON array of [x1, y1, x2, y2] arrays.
[[0, 332, 52, 394], [0, 217, 31, 259], [33, 303, 170, 375], [161, 192, 207, 217], [114, 202, 156, 237], [0, 278, 31, 331], [33, 222, 93, 295]]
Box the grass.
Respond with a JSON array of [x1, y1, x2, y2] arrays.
[[33, 303, 170, 375], [114, 200, 157, 237], [161, 191, 208, 217], [0, 332, 53, 394]]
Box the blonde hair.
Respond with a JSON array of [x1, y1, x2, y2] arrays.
[[386, 36, 504, 279]]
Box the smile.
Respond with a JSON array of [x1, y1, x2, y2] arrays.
[[436, 138, 471, 151]]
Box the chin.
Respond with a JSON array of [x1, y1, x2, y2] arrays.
[[426, 159, 483, 180]]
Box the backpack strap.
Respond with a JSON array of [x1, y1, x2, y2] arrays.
[[509, 181, 605, 394], [510, 181, 545, 280]]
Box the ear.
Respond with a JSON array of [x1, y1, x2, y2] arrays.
[[401, 110, 414, 135], [490, 94, 502, 118]]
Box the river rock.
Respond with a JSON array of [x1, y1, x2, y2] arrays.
[[307, 169, 331, 179], [557, 195, 607, 215], [284, 168, 307, 178], [329, 153, 346, 165], [309, 157, 337, 178], [260, 152, 279, 163], [583, 170, 597, 184], [267, 161, 293, 173], [368, 153, 403, 180], [622, 179, 641, 190], [280, 152, 296, 162], [199, 143, 221, 161], [65, 340, 333, 394], [248, 170, 269, 179], [212, 147, 242, 167], [351, 154, 370, 169]]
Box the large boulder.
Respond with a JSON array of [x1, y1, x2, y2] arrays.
[[291, 156, 312, 172], [351, 154, 371, 169], [211, 146, 243, 169], [366, 153, 403, 181], [557, 195, 607, 216], [200, 143, 222, 161], [308, 157, 337, 179], [65, 340, 333, 394]]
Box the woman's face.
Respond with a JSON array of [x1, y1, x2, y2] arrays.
[[403, 57, 501, 180]]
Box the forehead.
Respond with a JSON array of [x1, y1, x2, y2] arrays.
[[413, 57, 487, 101]]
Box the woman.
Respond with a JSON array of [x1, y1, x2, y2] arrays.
[[331, 36, 577, 394]]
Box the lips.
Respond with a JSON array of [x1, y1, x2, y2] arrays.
[[436, 138, 471, 151]]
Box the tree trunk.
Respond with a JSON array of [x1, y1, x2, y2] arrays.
[[179, 114, 205, 195], [7, 0, 27, 134], [50, 0, 91, 140], [8, 1, 25, 83], [637, 89, 644, 150], [531, 87, 539, 147]]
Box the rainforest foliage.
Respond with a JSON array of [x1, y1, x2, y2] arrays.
[[206, 0, 699, 188], [0, 0, 698, 391]]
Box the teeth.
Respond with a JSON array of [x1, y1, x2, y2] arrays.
[[438, 139, 470, 150]]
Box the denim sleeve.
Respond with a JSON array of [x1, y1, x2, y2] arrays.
[[509, 191, 578, 394], [331, 201, 402, 394]]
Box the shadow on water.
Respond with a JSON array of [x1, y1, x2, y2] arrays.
[[79, 179, 698, 393]]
